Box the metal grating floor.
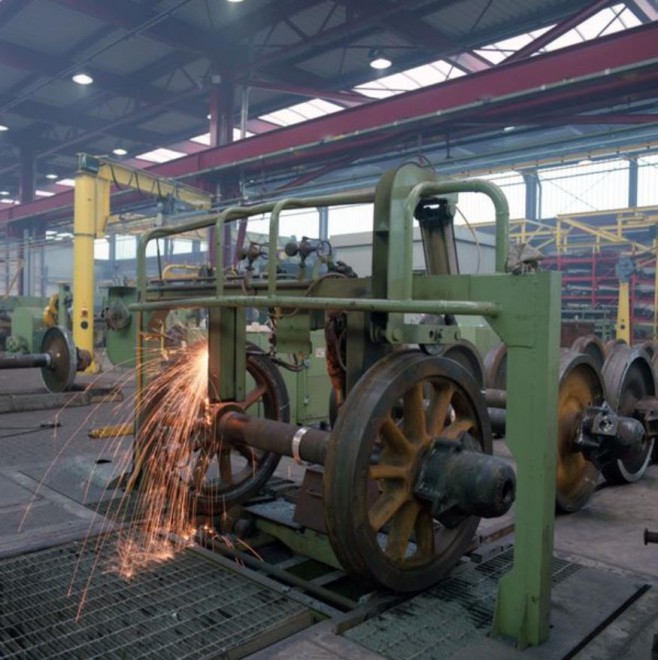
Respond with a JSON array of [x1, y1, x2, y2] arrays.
[[0, 536, 313, 659], [344, 549, 582, 659]]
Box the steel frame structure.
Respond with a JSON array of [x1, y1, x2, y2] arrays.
[[129, 165, 561, 647]]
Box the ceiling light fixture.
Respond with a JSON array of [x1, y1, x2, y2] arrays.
[[113, 148, 128, 156], [0, 124, 8, 131], [72, 73, 94, 85], [0, 190, 9, 196], [503, 126, 516, 132], [227, 0, 244, 3], [45, 173, 58, 180], [369, 48, 392, 70]]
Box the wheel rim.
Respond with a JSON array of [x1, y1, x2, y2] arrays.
[[437, 339, 485, 390], [187, 349, 288, 512], [324, 351, 491, 592], [556, 349, 604, 512], [571, 334, 606, 371], [601, 345, 655, 482], [484, 343, 507, 390]]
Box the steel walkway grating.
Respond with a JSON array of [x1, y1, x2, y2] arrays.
[[344, 548, 582, 659], [0, 536, 313, 659]]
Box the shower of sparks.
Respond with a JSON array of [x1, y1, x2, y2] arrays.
[[113, 342, 211, 579]]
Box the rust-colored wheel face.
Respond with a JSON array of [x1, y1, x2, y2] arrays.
[[556, 350, 604, 513], [324, 351, 492, 592], [571, 334, 606, 371], [601, 345, 655, 483]]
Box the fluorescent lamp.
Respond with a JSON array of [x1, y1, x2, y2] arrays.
[[72, 73, 94, 85]]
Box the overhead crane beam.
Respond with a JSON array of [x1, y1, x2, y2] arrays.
[[72, 154, 212, 371]]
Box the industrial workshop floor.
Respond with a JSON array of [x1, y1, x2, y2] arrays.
[[0, 362, 656, 659]]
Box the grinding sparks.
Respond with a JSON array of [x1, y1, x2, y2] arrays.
[[115, 342, 211, 579]]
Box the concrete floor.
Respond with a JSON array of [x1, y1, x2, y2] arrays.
[[0, 361, 656, 658]]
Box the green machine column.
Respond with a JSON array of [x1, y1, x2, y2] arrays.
[[490, 271, 561, 647]]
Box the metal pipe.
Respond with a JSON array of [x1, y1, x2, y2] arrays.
[[0, 352, 51, 369], [264, 192, 375, 296], [405, 180, 510, 274], [485, 388, 508, 408], [130, 294, 501, 317], [645, 529, 658, 545], [218, 412, 329, 465]]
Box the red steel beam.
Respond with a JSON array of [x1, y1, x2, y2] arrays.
[[2, 22, 658, 226]]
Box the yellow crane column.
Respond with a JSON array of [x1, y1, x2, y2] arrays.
[[73, 170, 109, 373]]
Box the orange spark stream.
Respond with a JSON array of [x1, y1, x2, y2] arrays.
[[113, 342, 211, 579]]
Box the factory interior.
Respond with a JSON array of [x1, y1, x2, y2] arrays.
[[1, 0, 658, 657]]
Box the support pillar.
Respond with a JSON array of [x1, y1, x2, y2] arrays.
[[18, 147, 35, 204], [628, 157, 638, 208], [318, 206, 329, 241], [72, 172, 108, 372], [208, 69, 237, 266], [523, 171, 539, 221], [22, 228, 31, 296]]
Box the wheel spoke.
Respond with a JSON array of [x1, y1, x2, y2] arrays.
[[414, 508, 435, 560], [369, 464, 408, 481], [403, 383, 426, 442], [386, 501, 420, 561], [192, 450, 211, 490], [369, 489, 408, 532], [234, 443, 261, 466], [237, 384, 268, 411], [441, 418, 474, 440], [218, 450, 233, 485], [426, 383, 454, 437], [381, 416, 412, 456]]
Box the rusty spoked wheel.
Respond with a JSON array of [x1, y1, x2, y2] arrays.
[[436, 339, 485, 390], [571, 334, 606, 371], [556, 349, 604, 513], [601, 345, 655, 484], [324, 351, 491, 592], [484, 342, 507, 390], [186, 349, 290, 514]]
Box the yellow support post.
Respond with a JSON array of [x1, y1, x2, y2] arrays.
[[73, 172, 104, 372], [72, 155, 211, 372], [617, 280, 631, 343]]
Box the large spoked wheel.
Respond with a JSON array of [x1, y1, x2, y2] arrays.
[[324, 351, 492, 592], [556, 350, 604, 513], [601, 345, 655, 484], [188, 348, 290, 514]]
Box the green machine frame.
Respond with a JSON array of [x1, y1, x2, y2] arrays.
[[131, 164, 560, 648]]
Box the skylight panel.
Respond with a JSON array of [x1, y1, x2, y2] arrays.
[[354, 59, 464, 98], [475, 26, 553, 62], [189, 128, 254, 146], [190, 133, 210, 145], [259, 98, 342, 127], [135, 147, 187, 163], [544, 4, 640, 51], [352, 81, 399, 99]]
